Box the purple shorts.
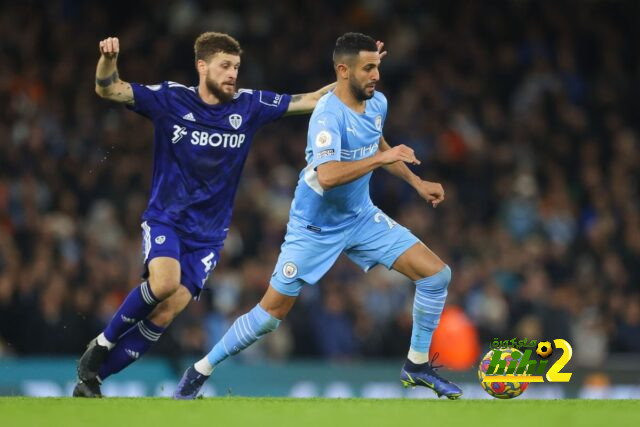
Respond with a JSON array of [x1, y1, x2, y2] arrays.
[[141, 220, 223, 298]]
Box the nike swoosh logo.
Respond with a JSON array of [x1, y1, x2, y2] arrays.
[[417, 378, 435, 388]]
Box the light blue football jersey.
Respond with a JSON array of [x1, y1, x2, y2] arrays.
[[289, 90, 387, 230]]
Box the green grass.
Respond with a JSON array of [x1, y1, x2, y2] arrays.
[[1, 397, 638, 427]]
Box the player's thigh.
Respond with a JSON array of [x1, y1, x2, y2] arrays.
[[148, 284, 192, 327], [270, 220, 344, 298], [179, 246, 221, 298], [392, 242, 446, 281], [345, 208, 420, 274], [147, 257, 181, 299], [142, 221, 182, 298]]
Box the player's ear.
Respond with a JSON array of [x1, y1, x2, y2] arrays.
[[196, 59, 208, 75], [335, 63, 349, 80]]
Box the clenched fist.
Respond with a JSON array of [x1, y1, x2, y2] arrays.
[[99, 37, 120, 60], [415, 180, 445, 207]]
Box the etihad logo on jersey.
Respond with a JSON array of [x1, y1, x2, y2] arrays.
[[171, 125, 246, 148], [341, 142, 379, 160]]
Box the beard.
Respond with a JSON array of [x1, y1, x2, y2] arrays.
[[349, 78, 375, 101], [205, 75, 235, 103]]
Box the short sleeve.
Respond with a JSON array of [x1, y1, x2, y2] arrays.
[[309, 111, 342, 169], [126, 82, 170, 120], [378, 92, 388, 129], [252, 90, 291, 126]]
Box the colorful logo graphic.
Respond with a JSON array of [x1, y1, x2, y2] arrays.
[[478, 339, 573, 399]]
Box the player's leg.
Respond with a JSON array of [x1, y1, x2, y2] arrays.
[[174, 287, 296, 399], [392, 242, 448, 360], [74, 222, 184, 397], [174, 219, 342, 399], [392, 243, 461, 399], [76, 257, 180, 374], [100, 256, 180, 347], [93, 243, 219, 389], [96, 285, 192, 382], [196, 286, 296, 373], [345, 208, 461, 399], [73, 257, 183, 398]]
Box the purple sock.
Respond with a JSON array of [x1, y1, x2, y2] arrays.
[[98, 319, 165, 381], [103, 281, 159, 342]]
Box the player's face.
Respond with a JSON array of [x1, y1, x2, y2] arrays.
[[202, 52, 241, 103], [348, 51, 380, 101]]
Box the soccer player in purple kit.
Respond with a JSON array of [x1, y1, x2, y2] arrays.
[[73, 33, 385, 397]]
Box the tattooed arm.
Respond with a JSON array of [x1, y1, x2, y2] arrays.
[[95, 37, 134, 105], [283, 83, 336, 116]]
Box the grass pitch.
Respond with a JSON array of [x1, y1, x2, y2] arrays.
[[1, 397, 638, 427]]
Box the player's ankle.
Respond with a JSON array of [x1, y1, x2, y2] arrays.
[[407, 348, 429, 365], [97, 333, 115, 350], [194, 358, 214, 376]]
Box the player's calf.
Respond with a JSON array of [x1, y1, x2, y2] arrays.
[[174, 303, 281, 399]]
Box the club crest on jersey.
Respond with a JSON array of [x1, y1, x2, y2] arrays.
[[155, 236, 166, 245], [282, 262, 298, 278], [229, 114, 242, 130], [375, 115, 382, 131], [315, 130, 332, 147]]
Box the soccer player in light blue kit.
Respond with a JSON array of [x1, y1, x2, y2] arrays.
[[175, 33, 462, 399]]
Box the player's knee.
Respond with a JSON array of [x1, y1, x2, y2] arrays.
[[433, 265, 452, 291], [414, 257, 447, 280], [148, 275, 180, 300]]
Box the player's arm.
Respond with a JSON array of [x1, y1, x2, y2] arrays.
[[379, 136, 445, 207], [285, 41, 387, 116], [316, 143, 419, 191], [284, 83, 336, 116], [94, 37, 134, 105]]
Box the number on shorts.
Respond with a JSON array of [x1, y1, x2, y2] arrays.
[[374, 212, 396, 229], [201, 252, 217, 285], [201, 252, 216, 273]]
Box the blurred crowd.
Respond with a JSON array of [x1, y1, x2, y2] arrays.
[[0, 0, 639, 368]]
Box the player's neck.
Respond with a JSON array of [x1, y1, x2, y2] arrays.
[[334, 83, 366, 113], [197, 84, 223, 105]]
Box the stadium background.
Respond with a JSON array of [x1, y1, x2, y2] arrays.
[[0, 0, 638, 398]]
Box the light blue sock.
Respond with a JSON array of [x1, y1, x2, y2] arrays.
[[206, 304, 281, 367], [410, 265, 452, 358]]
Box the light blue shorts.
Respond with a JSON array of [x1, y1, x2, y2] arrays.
[[270, 206, 420, 296]]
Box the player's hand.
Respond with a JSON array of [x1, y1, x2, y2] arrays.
[[415, 180, 445, 208], [377, 144, 421, 165], [376, 40, 387, 60], [99, 37, 120, 60]]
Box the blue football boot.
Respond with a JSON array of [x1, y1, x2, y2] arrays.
[[400, 353, 463, 399], [173, 366, 210, 400]]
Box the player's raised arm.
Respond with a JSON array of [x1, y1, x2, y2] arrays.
[[94, 37, 134, 105], [379, 136, 445, 207]]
